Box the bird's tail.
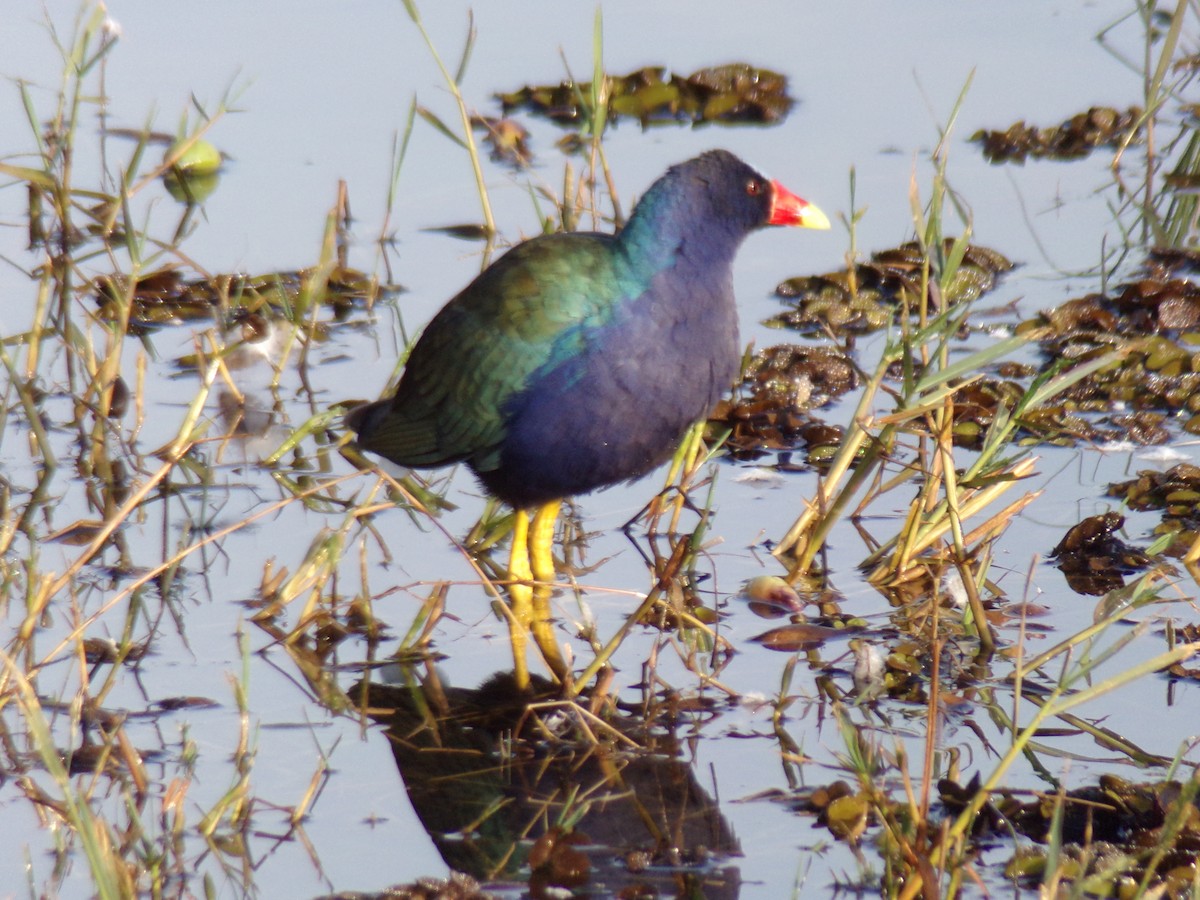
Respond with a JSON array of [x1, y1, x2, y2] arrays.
[[344, 397, 459, 468]]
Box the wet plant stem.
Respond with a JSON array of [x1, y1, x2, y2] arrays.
[[567, 538, 692, 697], [775, 370, 887, 572], [936, 641, 1199, 866], [400, 0, 495, 238], [19, 471, 364, 682]]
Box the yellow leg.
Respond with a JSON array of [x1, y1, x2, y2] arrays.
[[509, 508, 534, 589], [529, 500, 561, 584], [504, 502, 567, 687], [507, 508, 533, 690], [528, 500, 566, 682]]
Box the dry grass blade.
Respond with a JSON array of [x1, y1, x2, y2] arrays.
[[1, 653, 130, 900]]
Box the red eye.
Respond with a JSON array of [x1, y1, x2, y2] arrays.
[[745, 180, 762, 196]]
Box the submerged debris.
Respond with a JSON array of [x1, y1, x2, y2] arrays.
[[497, 63, 793, 128], [972, 106, 1143, 163], [768, 240, 1013, 336]]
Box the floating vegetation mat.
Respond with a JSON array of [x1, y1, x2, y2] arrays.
[[709, 345, 856, 462], [746, 245, 1200, 458], [768, 240, 1014, 337], [953, 774, 1200, 894], [94, 265, 393, 330], [780, 769, 1200, 898], [972, 105, 1143, 163], [497, 64, 793, 128], [1109, 464, 1200, 556], [944, 375, 1170, 449], [1050, 512, 1155, 595], [1021, 252, 1200, 432]]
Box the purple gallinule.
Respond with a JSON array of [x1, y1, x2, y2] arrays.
[[349, 150, 829, 685]]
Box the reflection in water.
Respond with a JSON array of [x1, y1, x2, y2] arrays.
[[211, 314, 295, 459], [360, 668, 741, 898]]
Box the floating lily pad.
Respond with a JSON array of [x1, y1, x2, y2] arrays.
[[496, 64, 793, 129], [972, 106, 1143, 163], [824, 793, 870, 843]]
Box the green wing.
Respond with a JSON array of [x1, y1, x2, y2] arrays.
[[356, 233, 636, 471]]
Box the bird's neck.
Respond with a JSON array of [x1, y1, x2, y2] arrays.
[[616, 182, 742, 278]]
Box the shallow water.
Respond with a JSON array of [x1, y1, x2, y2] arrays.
[[1, 2, 1196, 897]]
